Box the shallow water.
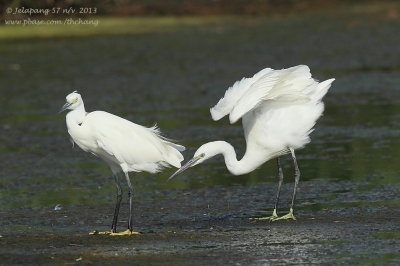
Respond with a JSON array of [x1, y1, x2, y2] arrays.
[[1, 5, 400, 264]]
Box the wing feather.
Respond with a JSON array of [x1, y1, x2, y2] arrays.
[[210, 68, 273, 121], [210, 65, 329, 124], [229, 71, 279, 123], [86, 111, 184, 169]]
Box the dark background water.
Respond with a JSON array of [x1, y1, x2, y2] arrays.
[[1, 2, 399, 264]]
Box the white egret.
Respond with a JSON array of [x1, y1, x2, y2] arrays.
[[170, 65, 334, 221], [60, 91, 185, 235]]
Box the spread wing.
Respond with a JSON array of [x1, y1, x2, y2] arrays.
[[210, 65, 317, 124]]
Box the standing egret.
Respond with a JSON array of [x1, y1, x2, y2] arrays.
[[60, 91, 185, 235], [170, 65, 334, 221]]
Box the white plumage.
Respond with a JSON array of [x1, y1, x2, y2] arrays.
[[71, 111, 184, 173], [60, 91, 185, 235], [170, 65, 334, 221]]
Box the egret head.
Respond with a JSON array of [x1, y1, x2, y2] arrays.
[[59, 91, 82, 113], [168, 142, 222, 180]]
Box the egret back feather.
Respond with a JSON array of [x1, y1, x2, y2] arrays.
[[68, 110, 185, 174]]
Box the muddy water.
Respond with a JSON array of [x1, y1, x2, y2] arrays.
[[1, 7, 400, 265]]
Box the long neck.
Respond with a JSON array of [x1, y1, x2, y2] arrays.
[[66, 103, 86, 134], [213, 141, 261, 176]]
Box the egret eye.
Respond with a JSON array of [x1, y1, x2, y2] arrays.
[[200, 153, 205, 158], [67, 97, 78, 104], [68, 97, 78, 104]]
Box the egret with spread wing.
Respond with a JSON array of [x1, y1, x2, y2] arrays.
[[170, 65, 334, 220], [60, 91, 185, 235]]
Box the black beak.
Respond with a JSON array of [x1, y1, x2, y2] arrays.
[[168, 156, 202, 180], [59, 102, 72, 113]]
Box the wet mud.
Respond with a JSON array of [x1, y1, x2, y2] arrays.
[[1, 180, 399, 264]]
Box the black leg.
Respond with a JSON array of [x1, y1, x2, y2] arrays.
[[289, 148, 301, 210], [254, 157, 284, 220], [272, 157, 284, 212], [271, 148, 299, 221], [124, 172, 134, 232], [111, 173, 123, 233]]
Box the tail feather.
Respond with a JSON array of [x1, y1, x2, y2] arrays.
[[146, 123, 185, 168], [166, 142, 185, 152], [310, 78, 334, 102]]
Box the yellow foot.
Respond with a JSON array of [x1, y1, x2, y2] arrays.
[[251, 209, 279, 221], [271, 208, 296, 221], [89, 230, 112, 235], [110, 229, 141, 236]]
